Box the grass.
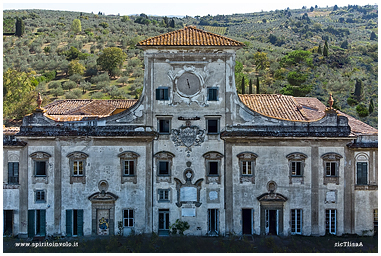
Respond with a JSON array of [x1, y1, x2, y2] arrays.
[[3, 234, 378, 253]]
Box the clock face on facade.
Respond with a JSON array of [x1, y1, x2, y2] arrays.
[[176, 73, 201, 97]]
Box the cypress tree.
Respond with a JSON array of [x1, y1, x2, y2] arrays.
[[354, 79, 363, 101], [256, 76, 260, 94], [249, 79, 253, 94], [241, 77, 245, 94], [323, 44, 328, 57], [15, 17, 25, 37], [369, 99, 374, 114], [170, 18, 175, 28]]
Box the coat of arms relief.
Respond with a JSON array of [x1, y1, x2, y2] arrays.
[[171, 125, 205, 157]]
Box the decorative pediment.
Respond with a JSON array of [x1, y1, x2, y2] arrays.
[[67, 151, 89, 159], [257, 193, 288, 202], [154, 151, 175, 159], [203, 151, 224, 160], [118, 151, 140, 159], [321, 152, 343, 161], [286, 152, 307, 160], [29, 151, 52, 159], [88, 192, 119, 202], [237, 152, 258, 160]]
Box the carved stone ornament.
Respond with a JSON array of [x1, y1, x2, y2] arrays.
[[67, 151, 89, 160], [321, 152, 343, 161], [30, 151, 52, 159], [174, 169, 203, 208], [118, 151, 140, 159], [286, 152, 307, 160], [171, 126, 205, 157]]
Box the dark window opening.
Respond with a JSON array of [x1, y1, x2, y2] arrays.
[[326, 162, 337, 176], [159, 119, 170, 134], [124, 209, 134, 227], [208, 88, 218, 101], [156, 88, 169, 100], [73, 210, 78, 236], [207, 119, 219, 134], [159, 189, 170, 201], [8, 162, 19, 184], [159, 161, 169, 175], [124, 160, 135, 176], [291, 161, 302, 176], [35, 161, 46, 176], [209, 161, 218, 175], [357, 162, 368, 185], [36, 190, 45, 203]]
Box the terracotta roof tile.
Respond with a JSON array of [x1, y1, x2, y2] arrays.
[[43, 99, 138, 122], [3, 126, 20, 135], [239, 94, 307, 121], [137, 26, 245, 47]]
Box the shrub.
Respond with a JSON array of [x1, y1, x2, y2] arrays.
[[169, 219, 190, 235], [356, 103, 369, 117]]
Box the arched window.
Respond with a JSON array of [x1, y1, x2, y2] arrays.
[[237, 152, 258, 184], [118, 151, 140, 184], [286, 152, 307, 184], [67, 152, 89, 184], [321, 152, 342, 185], [356, 153, 369, 185], [203, 151, 223, 184]]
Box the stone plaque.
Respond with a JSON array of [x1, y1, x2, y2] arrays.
[[209, 191, 218, 201], [180, 187, 197, 202], [181, 207, 196, 217], [326, 191, 336, 203]]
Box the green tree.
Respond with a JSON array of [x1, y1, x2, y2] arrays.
[[249, 79, 253, 94], [15, 17, 25, 37], [280, 50, 312, 67], [99, 22, 109, 28], [62, 80, 77, 91], [280, 71, 312, 97], [3, 69, 38, 119], [241, 76, 245, 94], [354, 79, 363, 101], [323, 44, 328, 56], [121, 16, 129, 22], [68, 60, 85, 76], [256, 77, 260, 94], [170, 18, 175, 28], [48, 81, 61, 89], [253, 52, 269, 70], [356, 103, 369, 117], [71, 19, 82, 34], [51, 86, 65, 97], [79, 81, 92, 94], [370, 31, 377, 40], [97, 47, 127, 77], [117, 76, 129, 86], [340, 40, 349, 49], [317, 44, 322, 54], [369, 99, 374, 114], [69, 74, 83, 84]]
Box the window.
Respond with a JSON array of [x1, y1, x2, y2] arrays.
[[118, 151, 140, 184], [206, 118, 219, 134], [28, 209, 46, 237], [73, 160, 83, 176], [325, 209, 336, 235], [291, 209, 302, 234], [154, 151, 175, 182], [203, 151, 223, 184], [123, 209, 134, 227], [374, 209, 378, 235], [209, 161, 218, 175], [67, 152, 89, 184], [158, 119, 171, 134], [35, 190, 46, 203], [357, 162, 368, 185], [286, 152, 307, 184], [30, 152, 51, 183], [291, 162, 302, 176], [66, 209, 84, 236], [3, 210, 13, 236], [321, 152, 342, 185], [325, 162, 337, 176], [207, 88, 218, 101], [159, 161, 169, 175], [158, 189, 170, 202], [35, 161, 47, 176], [237, 152, 257, 183], [156, 87, 169, 100], [8, 162, 19, 184], [123, 160, 135, 176]]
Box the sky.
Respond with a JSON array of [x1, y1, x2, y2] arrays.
[[3, 0, 376, 17]]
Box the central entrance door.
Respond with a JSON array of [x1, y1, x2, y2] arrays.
[[242, 209, 253, 235], [265, 209, 278, 235]]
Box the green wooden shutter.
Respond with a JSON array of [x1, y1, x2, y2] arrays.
[[66, 210, 72, 237], [40, 210, 46, 236], [357, 162, 368, 185], [163, 88, 169, 100], [28, 210, 35, 238], [156, 89, 160, 100], [77, 210, 84, 236]]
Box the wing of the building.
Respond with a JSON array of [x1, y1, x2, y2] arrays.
[[3, 26, 377, 238]]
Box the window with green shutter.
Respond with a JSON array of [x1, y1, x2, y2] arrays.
[[357, 162, 368, 185], [66, 209, 84, 236], [8, 162, 19, 184]]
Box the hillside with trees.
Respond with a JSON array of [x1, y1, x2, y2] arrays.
[[3, 5, 378, 128]]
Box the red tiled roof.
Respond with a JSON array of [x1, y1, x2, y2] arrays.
[[3, 126, 20, 135], [137, 26, 245, 47], [44, 99, 138, 121], [239, 94, 307, 121]]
